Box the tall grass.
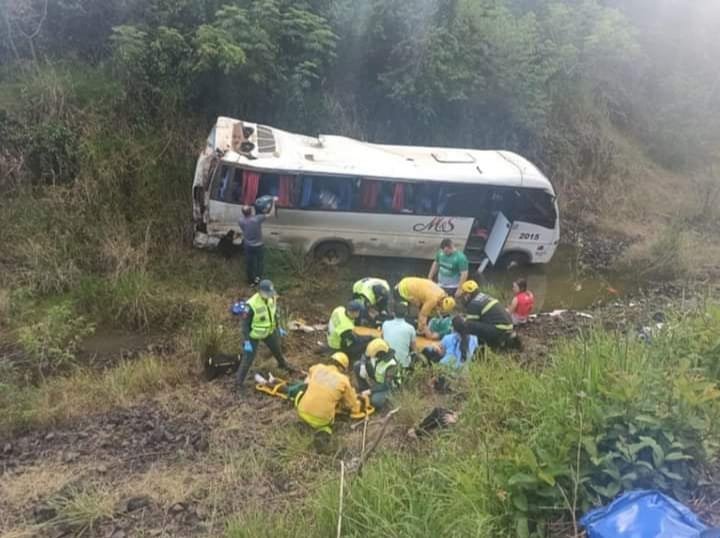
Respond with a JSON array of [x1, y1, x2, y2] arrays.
[[227, 306, 720, 537], [0, 353, 190, 435]]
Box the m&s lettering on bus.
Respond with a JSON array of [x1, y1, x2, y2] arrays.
[[412, 217, 455, 233]]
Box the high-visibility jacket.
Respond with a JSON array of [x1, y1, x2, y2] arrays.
[[327, 306, 355, 349], [352, 278, 390, 306], [296, 364, 360, 424], [465, 293, 513, 332], [397, 277, 446, 333], [373, 357, 401, 387], [247, 293, 277, 340]]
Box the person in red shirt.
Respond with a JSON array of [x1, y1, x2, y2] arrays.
[[508, 278, 534, 326]]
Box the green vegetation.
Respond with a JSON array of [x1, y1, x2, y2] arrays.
[[2, 1, 720, 537], [228, 307, 720, 537]]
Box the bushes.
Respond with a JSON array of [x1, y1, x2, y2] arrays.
[[17, 302, 95, 373]]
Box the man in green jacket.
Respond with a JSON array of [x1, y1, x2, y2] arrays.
[[354, 338, 401, 409], [327, 300, 369, 361], [236, 280, 296, 391], [352, 277, 391, 326]]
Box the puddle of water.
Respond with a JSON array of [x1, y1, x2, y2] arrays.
[[80, 330, 153, 362], [340, 245, 635, 312]]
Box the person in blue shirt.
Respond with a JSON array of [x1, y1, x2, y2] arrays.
[[423, 316, 478, 368]]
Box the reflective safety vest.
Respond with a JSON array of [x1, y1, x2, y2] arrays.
[[352, 278, 390, 306], [373, 357, 401, 387], [247, 293, 277, 340], [466, 293, 513, 332], [328, 306, 355, 349]]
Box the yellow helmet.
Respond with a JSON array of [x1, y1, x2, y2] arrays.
[[461, 280, 479, 294], [366, 338, 390, 359], [331, 352, 350, 370], [441, 296, 456, 313]]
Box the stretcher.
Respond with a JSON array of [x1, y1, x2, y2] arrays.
[[255, 379, 375, 418], [353, 326, 440, 350]]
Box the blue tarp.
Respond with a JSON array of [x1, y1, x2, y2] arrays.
[[580, 490, 708, 538]]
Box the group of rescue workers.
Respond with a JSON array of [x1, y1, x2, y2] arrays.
[[232, 238, 535, 440]]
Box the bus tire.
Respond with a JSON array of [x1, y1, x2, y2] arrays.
[[495, 251, 530, 271], [314, 241, 351, 266]]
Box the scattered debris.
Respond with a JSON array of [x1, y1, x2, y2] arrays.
[[125, 496, 152, 513]]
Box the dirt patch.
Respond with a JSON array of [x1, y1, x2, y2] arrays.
[[562, 214, 636, 273]]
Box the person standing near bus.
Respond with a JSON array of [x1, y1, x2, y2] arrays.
[[395, 277, 456, 338], [238, 196, 277, 286], [428, 238, 469, 298], [507, 278, 535, 325]]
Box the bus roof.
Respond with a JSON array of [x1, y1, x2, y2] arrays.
[[212, 116, 554, 193]]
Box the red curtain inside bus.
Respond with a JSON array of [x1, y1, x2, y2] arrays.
[[242, 170, 260, 204]]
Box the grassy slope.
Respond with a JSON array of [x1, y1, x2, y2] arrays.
[[2, 247, 720, 536]]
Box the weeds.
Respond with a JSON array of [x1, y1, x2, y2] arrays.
[[230, 307, 720, 536], [45, 486, 117, 535], [17, 302, 95, 373], [0, 353, 189, 435]]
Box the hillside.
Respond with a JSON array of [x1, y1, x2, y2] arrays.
[[2, 1, 720, 537]]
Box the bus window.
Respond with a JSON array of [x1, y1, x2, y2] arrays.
[[515, 189, 557, 228], [440, 185, 490, 218], [210, 165, 231, 202], [299, 175, 355, 210]]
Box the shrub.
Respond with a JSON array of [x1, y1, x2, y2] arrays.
[[17, 302, 95, 373]]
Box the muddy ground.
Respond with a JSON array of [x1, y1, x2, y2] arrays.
[[4, 281, 717, 537]]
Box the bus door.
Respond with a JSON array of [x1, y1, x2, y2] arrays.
[[477, 211, 512, 273]]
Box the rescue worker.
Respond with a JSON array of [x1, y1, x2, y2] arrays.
[[458, 280, 514, 347], [352, 277, 391, 326], [354, 338, 401, 409], [236, 279, 296, 391], [255, 352, 361, 434], [395, 277, 456, 338], [327, 300, 370, 361]]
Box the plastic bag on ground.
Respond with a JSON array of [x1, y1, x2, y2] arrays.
[[580, 490, 708, 538]]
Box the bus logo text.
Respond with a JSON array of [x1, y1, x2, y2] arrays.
[[413, 217, 455, 233]]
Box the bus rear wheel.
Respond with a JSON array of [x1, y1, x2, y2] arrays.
[[314, 241, 351, 266]]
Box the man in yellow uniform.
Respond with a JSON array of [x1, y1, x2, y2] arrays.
[[395, 277, 456, 337], [256, 353, 361, 434], [294, 352, 360, 434]]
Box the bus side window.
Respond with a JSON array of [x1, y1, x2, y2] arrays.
[[210, 165, 231, 201], [441, 185, 489, 218], [299, 175, 355, 210], [514, 189, 557, 228], [228, 168, 243, 203]]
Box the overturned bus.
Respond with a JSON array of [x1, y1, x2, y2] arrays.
[[192, 117, 560, 269]]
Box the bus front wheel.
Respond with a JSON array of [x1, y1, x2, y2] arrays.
[[314, 241, 351, 266]]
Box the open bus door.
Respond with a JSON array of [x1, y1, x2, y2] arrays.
[[476, 211, 512, 273]]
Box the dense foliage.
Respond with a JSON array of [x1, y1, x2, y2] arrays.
[[2, 0, 719, 188]]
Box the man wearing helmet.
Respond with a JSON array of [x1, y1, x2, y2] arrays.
[[354, 339, 401, 408], [458, 280, 514, 347], [327, 300, 372, 361], [352, 277, 391, 326], [395, 277, 456, 338], [255, 352, 361, 434], [236, 279, 296, 392]]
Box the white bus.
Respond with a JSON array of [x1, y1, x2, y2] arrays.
[[192, 117, 560, 269]]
